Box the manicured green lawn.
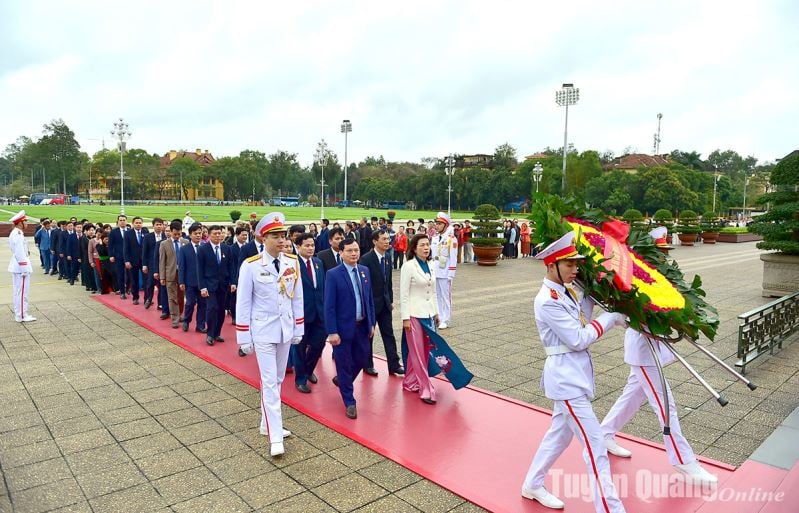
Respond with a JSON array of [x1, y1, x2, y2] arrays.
[[3, 204, 476, 224]]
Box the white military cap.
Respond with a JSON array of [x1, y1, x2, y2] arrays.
[[535, 231, 585, 265], [9, 210, 26, 224], [435, 211, 451, 226], [256, 212, 287, 236]]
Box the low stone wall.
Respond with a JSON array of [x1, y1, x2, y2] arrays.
[[0, 223, 38, 237], [717, 232, 763, 243]]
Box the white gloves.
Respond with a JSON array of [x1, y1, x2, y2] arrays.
[[611, 312, 628, 327], [290, 336, 303, 345], [239, 343, 254, 355]]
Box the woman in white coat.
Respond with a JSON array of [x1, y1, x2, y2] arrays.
[[399, 233, 439, 404]]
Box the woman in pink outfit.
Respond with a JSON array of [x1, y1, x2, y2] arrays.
[[399, 233, 440, 404]]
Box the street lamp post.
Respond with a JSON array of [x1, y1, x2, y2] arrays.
[[533, 161, 544, 193], [742, 169, 753, 222], [712, 172, 721, 214], [314, 139, 329, 219], [110, 118, 131, 215], [444, 154, 455, 215], [341, 120, 352, 206], [555, 83, 579, 194]]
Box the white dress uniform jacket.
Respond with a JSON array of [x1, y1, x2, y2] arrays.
[[399, 258, 438, 320], [236, 251, 305, 345], [535, 278, 621, 400], [623, 328, 675, 366], [430, 231, 457, 279], [8, 227, 32, 274]]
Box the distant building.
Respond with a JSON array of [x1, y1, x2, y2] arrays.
[[448, 154, 494, 170], [603, 153, 670, 173], [524, 152, 550, 161], [160, 149, 224, 201]]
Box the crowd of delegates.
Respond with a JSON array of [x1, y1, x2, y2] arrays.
[[32, 210, 469, 457]]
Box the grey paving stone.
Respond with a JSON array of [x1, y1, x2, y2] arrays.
[[88, 483, 168, 513], [120, 430, 183, 460], [171, 487, 253, 513], [232, 470, 305, 509], [108, 417, 164, 442], [394, 480, 464, 513], [352, 495, 424, 513], [10, 476, 85, 513], [65, 444, 132, 475], [74, 461, 147, 499], [5, 457, 73, 492], [283, 454, 351, 488], [312, 473, 388, 512], [264, 491, 337, 512], [152, 466, 224, 505], [171, 419, 229, 445], [358, 460, 422, 493], [136, 447, 203, 480], [188, 433, 251, 464], [206, 450, 274, 485]]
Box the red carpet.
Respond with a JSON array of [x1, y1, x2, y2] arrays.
[[96, 293, 796, 513]]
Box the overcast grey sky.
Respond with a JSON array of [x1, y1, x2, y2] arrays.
[[1, 0, 797, 166]]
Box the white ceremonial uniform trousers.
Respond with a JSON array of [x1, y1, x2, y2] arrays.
[[601, 365, 695, 466], [11, 273, 30, 319], [435, 277, 452, 324], [524, 395, 626, 513], [255, 341, 291, 444]]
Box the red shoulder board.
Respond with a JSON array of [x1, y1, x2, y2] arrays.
[[549, 288, 558, 300]]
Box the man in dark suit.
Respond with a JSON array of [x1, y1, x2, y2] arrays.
[[316, 218, 330, 253], [108, 215, 129, 298], [317, 227, 345, 273], [123, 216, 149, 305], [64, 221, 80, 285], [294, 233, 326, 393], [49, 221, 63, 276], [142, 218, 167, 312], [178, 223, 207, 333], [198, 225, 235, 346], [237, 233, 265, 268], [357, 217, 373, 254], [287, 224, 305, 255], [324, 238, 375, 419], [360, 230, 404, 376], [228, 226, 250, 324]]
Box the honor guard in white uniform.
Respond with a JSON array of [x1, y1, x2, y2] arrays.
[[430, 212, 457, 329], [8, 210, 36, 323], [235, 212, 304, 457], [599, 328, 717, 485], [522, 232, 627, 512]]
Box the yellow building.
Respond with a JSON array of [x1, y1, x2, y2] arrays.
[[161, 149, 224, 201]]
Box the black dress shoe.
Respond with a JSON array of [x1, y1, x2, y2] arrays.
[[308, 373, 318, 384], [214, 336, 225, 343], [296, 383, 311, 393], [421, 398, 437, 405], [389, 367, 406, 376], [332, 376, 339, 387], [120, 293, 127, 300], [206, 336, 214, 346], [160, 313, 169, 320], [182, 322, 189, 332], [58, 275, 63, 280], [238, 347, 246, 357], [345, 405, 358, 419], [144, 300, 152, 309], [364, 367, 379, 377], [196, 326, 207, 333], [172, 320, 179, 329]]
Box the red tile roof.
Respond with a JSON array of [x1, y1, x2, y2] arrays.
[[160, 149, 215, 168], [603, 153, 670, 170]]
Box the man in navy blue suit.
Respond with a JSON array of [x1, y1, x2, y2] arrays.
[[324, 238, 375, 419], [123, 216, 149, 305], [228, 226, 250, 325], [237, 232, 265, 268], [142, 218, 167, 314], [63, 221, 80, 285], [108, 215, 128, 297], [178, 223, 207, 333], [295, 233, 326, 393], [198, 225, 235, 346]]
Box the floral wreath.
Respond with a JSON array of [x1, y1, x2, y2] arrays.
[[532, 195, 719, 341]]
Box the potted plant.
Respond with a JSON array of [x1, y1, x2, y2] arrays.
[[387, 210, 396, 222], [622, 208, 645, 229], [470, 203, 503, 266], [653, 209, 673, 230], [675, 210, 701, 246], [229, 210, 242, 222], [700, 216, 721, 244], [749, 150, 799, 297]]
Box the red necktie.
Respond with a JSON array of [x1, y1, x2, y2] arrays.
[[306, 258, 314, 288]]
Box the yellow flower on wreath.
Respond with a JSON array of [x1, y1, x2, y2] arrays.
[[568, 222, 685, 311]]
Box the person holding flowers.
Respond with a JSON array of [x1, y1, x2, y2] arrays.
[[521, 231, 628, 512]]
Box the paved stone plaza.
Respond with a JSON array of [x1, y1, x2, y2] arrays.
[[1, 238, 797, 512]]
